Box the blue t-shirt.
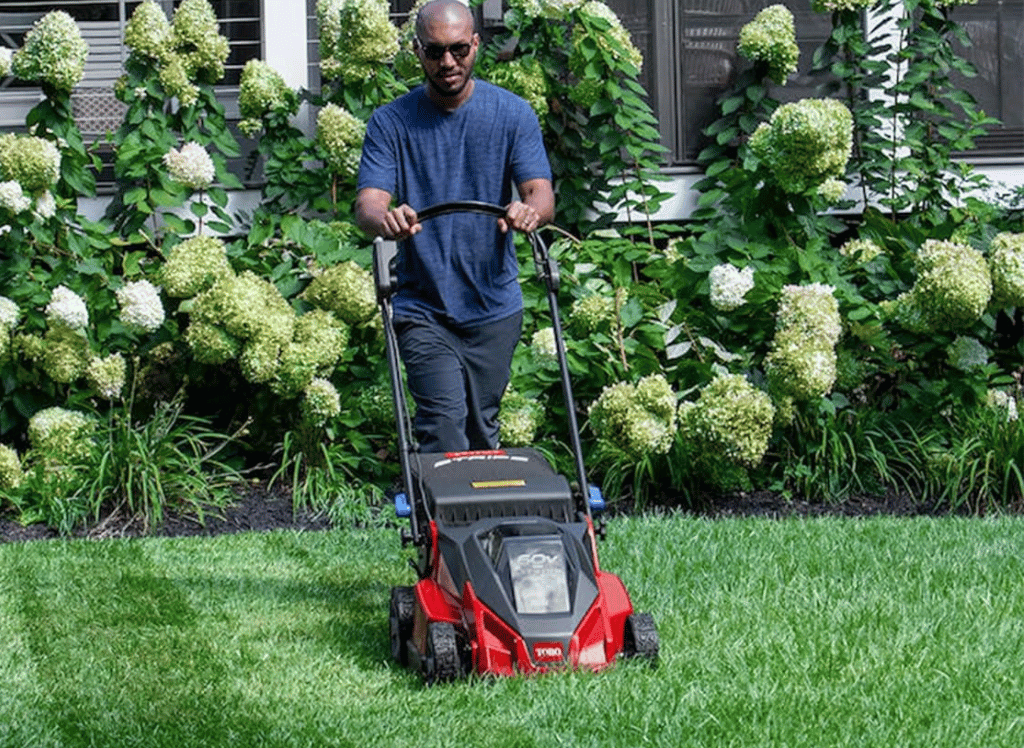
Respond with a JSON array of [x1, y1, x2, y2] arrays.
[[357, 80, 552, 326]]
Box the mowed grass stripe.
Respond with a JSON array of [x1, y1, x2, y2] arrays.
[[0, 517, 1022, 747]]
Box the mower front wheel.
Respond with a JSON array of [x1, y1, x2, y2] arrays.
[[423, 621, 463, 685], [389, 586, 416, 666], [623, 612, 659, 667]]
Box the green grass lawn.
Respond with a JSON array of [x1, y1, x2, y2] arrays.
[[2, 514, 1023, 747]]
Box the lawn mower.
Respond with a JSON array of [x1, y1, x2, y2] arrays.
[[373, 201, 659, 683]]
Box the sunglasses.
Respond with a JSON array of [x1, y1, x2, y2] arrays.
[[416, 38, 472, 61]]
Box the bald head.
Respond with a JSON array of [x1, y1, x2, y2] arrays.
[[415, 0, 475, 39]]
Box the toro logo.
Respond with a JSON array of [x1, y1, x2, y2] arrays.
[[533, 643, 564, 663]]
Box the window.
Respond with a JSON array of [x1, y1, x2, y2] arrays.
[[951, 0, 1024, 158]]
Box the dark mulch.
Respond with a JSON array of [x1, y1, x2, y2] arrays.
[[0, 479, 965, 544]]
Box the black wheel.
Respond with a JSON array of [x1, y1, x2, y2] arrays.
[[389, 586, 415, 666], [623, 612, 659, 667], [423, 621, 461, 685]]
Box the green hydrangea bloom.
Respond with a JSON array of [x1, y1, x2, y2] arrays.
[[86, 353, 127, 400], [0, 134, 62, 194], [11, 11, 89, 92], [499, 386, 544, 446], [748, 98, 853, 194], [185, 320, 240, 364], [28, 406, 94, 464], [14, 333, 46, 363], [239, 335, 282, 384], [486, 57, 549, 120], [906, 239, 992, 332], [301, 377, 341, 427], [171, 0, 230, 84], [737, 5, 799, 85], [765, 327, 838, 402], [589, 374, 677, 458], [271, 309, 349, 397], [570, 292, 617, 333], [238, 59, 299, 135], [812, 0, 874, 11], [124, 1, 172, 61], [316, 104, 366, 180], [192, 271, 294, 345], [317, 0, 399, 83], [946, 335, 988, 372], [42, 326, 91, 384], [775, 283, 842, 346], [677, 374, 775, 467], [302, 261, 376, 324], [530, 326, 559, 366], [839, 238, 884, 263], [988, 232, 1024, 308], [0, 443, 22, 490], [160, 235, 232, 298], [356, 382, 394, 431]]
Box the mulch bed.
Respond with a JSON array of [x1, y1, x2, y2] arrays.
[[0, 480, 966, 544]]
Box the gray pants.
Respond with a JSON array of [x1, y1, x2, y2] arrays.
[[395, 312, 522, 453]]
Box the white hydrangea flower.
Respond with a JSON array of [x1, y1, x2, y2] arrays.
[[708, 263, 755, 311], [86, 353, 127, 400], [839, 238, 883, 263], [0, 180, 31, 214], [34, 190, 56, 220], [45, 285, 89, 330], [116, 279, 165, 333], [301, 377, 341, 427], [163, 141, 215, 190], [0, 48, 12, 78], [777, 283, 842, 346], [986, 389, 1019, 423], [530, 327, 558, 365], [0, 296, 19, 328], [946, 336, 988, 371]]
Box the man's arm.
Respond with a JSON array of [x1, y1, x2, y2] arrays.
[[499, 178, 555, 234], [355, 187, 421, 240]]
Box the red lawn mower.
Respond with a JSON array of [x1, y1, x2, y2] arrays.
[[374, 202, 659, 683]]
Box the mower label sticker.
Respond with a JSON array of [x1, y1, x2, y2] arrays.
[[471, 479, 526, 489], [507, 538, 571, 615], [533, 643, 565, 663]]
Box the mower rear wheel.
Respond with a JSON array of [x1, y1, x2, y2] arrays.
[[623, 612, 659, 666], [423, 621, 462, 685], [389, 586, 416, 666]]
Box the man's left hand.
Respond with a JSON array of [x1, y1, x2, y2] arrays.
[[499, 201, 541, 234]]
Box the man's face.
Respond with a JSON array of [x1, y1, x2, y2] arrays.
[[416, 18, 479, 103]]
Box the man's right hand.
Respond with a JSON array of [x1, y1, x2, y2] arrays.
[[355, 187, 421, 240]]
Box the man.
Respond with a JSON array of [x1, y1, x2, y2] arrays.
[[355, 0, 555, 453]]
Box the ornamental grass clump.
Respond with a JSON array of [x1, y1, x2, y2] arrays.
[[748, 98, 853, 194], [988, 232, 1024, 308], [589, 374, 677, 458], [737, 5, 799, 85], [765, 283, 842, 405], [238, 59, 299, 136], [890, 240, 992, 333], [317, 0, 399, 84], [677, 373, 775, 468], [10, 11, 88, 93], [302, 261, 376, 325], [160, 235, 232, 298]]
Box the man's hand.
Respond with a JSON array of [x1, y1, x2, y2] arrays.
[[355, 187, 421, 240], [499, 200, 542, 234]]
